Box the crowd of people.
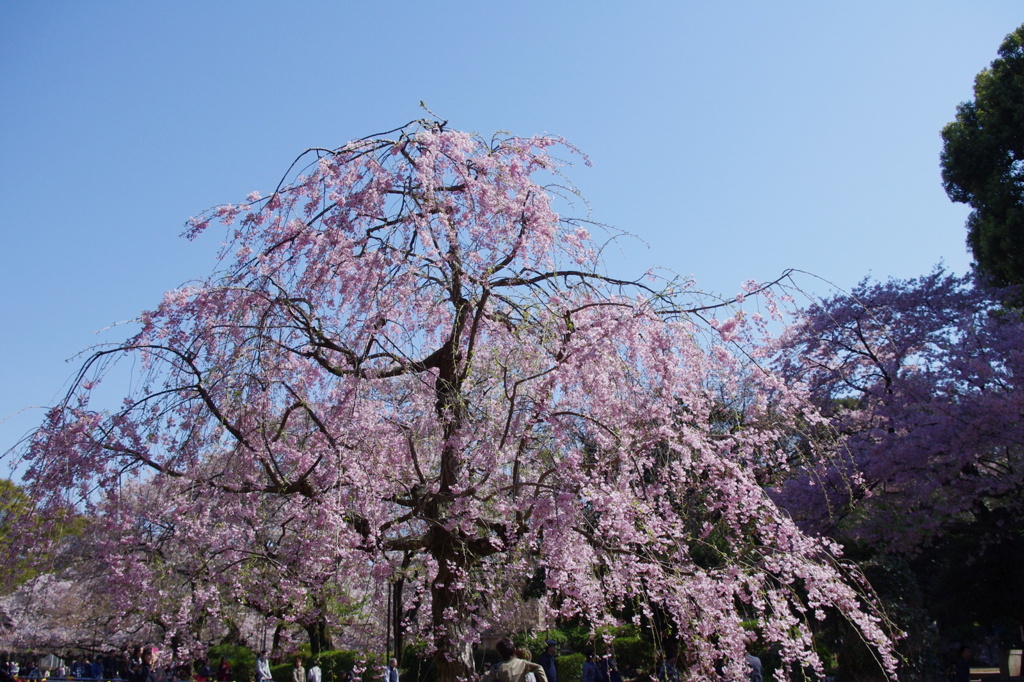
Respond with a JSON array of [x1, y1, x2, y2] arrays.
[[1, 637, 769, 682], [656, 641, 762, 682], [0, 647, 234, 682], [254, 654, 324, 682], [477, 639, 625, 682], [3, 655, 128, 682], [474, 638, 760, 682]]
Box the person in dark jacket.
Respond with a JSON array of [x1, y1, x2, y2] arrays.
[[954, 646, 972, 682], [657, 653, 680, 682], [538, 641, 558, 682], [129, 647, 159, 682], [597, 647, 621, 682], [581, 650, 601, 682]]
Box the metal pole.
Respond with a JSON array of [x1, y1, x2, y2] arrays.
[[386, 581, 393, 660]]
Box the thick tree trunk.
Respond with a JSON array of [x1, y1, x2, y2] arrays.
[[305, 616, 334, 656], [430, 535, 475, 682], [431, 292, 475, 682], [272, 622, 285, 661], [219, 619, 243, 646], [391, 550, 417, 664]]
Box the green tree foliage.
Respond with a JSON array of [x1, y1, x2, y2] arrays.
[[0, 478, 83, 593], [941, 23, 1024, 288], [0, 479, 34, 591]]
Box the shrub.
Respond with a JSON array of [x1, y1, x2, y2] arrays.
[[269, 663, 288, 682], [269, 662, 295, 682], [557, 653, 584, 682], [607, 637, 655, 679], [514, 630, 567, 662], [207, 645, 256, 682], [399, 643, 436, 682], [318, 650, 361, 682]]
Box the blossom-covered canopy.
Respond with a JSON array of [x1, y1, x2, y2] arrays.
[[17, 121, 896, 681]]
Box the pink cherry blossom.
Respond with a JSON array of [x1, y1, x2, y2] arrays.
[[10, 120, 897, 681]]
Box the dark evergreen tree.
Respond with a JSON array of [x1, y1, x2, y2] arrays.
[[941, 24, 1024, 289]]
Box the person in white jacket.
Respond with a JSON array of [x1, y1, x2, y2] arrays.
[[255, 652, 272, 682], [307, 660, 322, 682]]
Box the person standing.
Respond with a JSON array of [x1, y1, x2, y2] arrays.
[[216, 658, 231, 682], [538, 641, 558, 682], [384, 659, 398, 682], [954, 645, 972, 682], [657, 653, 680, 682], [598, 647, 621, 682], [306, 660, 321, 682], [255, 653, 271, 682], [514, 650, 536, 682], [744, 632, 762, 682], [745, 652, 762, 682], [291, 659, 305, 682], [581, 650, 600, 682], [493, 639, 547, 682], [131, 646, 160, 682], [196, 659, 212, 682]]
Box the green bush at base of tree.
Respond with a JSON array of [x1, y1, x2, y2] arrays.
[[207, 644, 257, 682], [556, 653, 584, 682]]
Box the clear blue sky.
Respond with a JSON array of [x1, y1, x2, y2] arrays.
[[2, 1, 1022, 465]]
